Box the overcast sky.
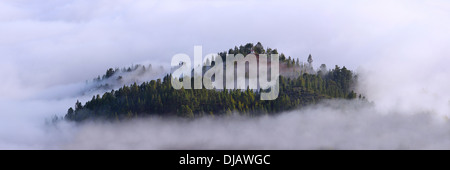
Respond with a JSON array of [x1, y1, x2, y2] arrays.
[[1, 0, 449, 99], [1, 0, 450, 149]]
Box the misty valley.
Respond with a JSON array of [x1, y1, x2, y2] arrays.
[[2, 0, 450, 151]]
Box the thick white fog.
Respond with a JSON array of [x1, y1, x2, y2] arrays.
[[62, 100, 450, 150], [1, 0, 450, 149]]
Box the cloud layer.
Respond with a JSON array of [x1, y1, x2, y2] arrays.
[[61, 100, 450, 150], [2, 0, 448, 97], [1, 0, 450, 149]]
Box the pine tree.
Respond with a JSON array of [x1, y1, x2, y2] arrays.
[[307, 54, 313, 65]]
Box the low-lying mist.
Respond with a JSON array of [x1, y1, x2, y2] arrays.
[[3, 97, 450, 149], [2, 51, 450, 149], [2, 0, 450, 150], [3, 49, 450, 150], [57, 100, 450, 150]]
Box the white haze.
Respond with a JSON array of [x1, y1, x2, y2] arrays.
[[1, 0, 450, 149], [63, 101, 450, 150]]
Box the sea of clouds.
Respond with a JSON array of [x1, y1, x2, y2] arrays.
[[1, 0, 450, 149]]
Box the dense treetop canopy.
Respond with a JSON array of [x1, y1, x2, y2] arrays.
[[65, 43, 361, 122]]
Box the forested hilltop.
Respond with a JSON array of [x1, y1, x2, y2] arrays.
[[65, 43, 362, 122]]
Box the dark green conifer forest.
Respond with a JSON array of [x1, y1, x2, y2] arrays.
[[65, 43, 360, 122]]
